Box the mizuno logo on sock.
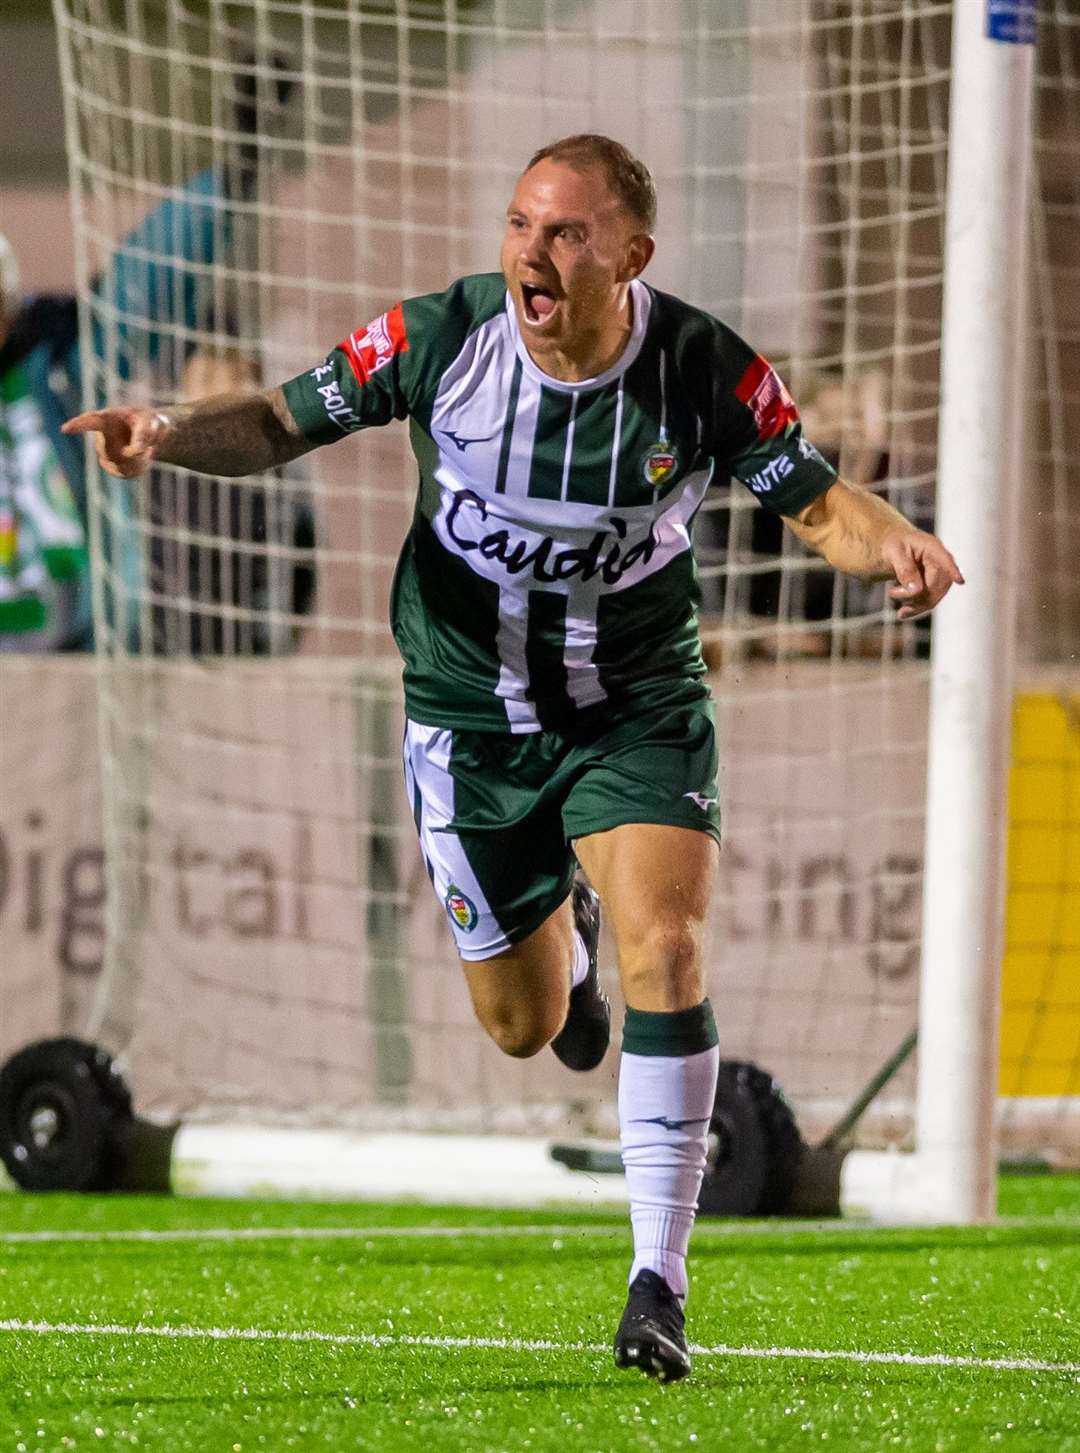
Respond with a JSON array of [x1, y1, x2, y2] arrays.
[[632, 1115, 710, 1133]]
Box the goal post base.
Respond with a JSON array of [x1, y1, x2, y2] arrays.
[[167, 1125, 628, 1207], [117, 1124, 1001, 1224], [0, 1118, 1056, 1226], [141, 1129, 1007, 1224]]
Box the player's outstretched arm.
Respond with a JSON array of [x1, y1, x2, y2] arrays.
[[62, 386, 314, 480], [782, 478, 964, 620]]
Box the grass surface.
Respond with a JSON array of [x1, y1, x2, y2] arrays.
[[0, 1175, 1077, 1452]]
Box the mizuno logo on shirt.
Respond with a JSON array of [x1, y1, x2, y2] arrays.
[[440, 428, 499, 452]]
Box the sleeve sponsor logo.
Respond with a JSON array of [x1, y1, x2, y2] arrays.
[[746, 453, 795, 494], [309, 360, 361, 432], [338, 302, 409, 387], [735, 355, 799, 442]]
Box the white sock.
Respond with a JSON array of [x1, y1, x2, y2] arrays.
[[618, 1011, 719, 1302], [569, 932, 590, 990]]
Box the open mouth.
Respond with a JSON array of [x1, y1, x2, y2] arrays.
[[522, 283, 558, 325]]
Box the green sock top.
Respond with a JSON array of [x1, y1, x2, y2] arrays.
[[622, 1001, 718, 1057]]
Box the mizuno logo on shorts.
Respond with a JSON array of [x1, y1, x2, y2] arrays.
[[683, 791, 718, 812]]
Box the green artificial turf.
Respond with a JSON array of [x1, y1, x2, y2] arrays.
[[0, 1176, 1077, 1453]]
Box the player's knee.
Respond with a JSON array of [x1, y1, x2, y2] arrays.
[[479, 1000, 565, 1059], [619, 917, 704, 1004]]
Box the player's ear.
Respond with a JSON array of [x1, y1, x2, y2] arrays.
[[620, 232, 655, 282]]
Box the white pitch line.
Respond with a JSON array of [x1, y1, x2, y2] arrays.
[[1, 1213, 1076, 1247], [0, 1223, 621, 1245], [0, 1318, 1076, 1376]]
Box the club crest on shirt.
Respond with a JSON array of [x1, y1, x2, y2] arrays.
[[444, 882, 478, 932], [642, 439, 678, 488]]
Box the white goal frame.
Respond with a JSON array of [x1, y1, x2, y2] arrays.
[[914, 0, 1035, 1224]]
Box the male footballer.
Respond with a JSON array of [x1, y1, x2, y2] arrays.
[[66, 133, 962, 1382]]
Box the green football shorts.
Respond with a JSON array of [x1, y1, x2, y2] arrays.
[[402, 699, 721, 961]]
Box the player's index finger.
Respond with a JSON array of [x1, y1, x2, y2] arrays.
[[61, 411, 109, 435]]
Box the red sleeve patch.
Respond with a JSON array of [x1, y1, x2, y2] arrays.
[[735, 354, 798, 442], [338, 302, 409, 387]]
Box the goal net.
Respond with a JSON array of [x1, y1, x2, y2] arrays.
[[34, 0, 1076, 1167]]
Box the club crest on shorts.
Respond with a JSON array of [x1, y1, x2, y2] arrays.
[[642, 438, 678, 488], [444, 882, 478, 933]]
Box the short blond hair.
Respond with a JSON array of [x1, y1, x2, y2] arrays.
[[526, 134, 657, 232]]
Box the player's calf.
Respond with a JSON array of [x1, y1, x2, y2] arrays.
[[461, 904, 575, 1058]]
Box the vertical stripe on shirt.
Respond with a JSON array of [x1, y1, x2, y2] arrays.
[[606, 378, 625, 508], [525, 589, 577, 726], [560, 392, 579, 502], [526, 387, 577, 501], [493, 357, 523, 494]]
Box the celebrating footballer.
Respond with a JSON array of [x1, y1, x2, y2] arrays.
[[66, 133, 962, 1382]]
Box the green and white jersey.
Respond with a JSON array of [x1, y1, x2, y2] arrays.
[[283, 272, 835, 733]]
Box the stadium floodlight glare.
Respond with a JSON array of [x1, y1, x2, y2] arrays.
[[26, 0, 1074, 1213]]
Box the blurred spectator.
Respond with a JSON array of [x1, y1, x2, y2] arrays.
[[145, 347, 317, 657], [0, 232, 91, 651], [801, 368, 889, 489], [699, 365, 890, 665], [0, 58, 297, 656], [748, 368, 890, 650], [0, 174, 240, 655]]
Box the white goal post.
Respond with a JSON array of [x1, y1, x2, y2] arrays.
[[915, 0, 1035, 1222], [13, 0, 1073, 1212]]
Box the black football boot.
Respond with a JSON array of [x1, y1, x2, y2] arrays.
[[613, 1270, 691, 1383], [550, 879, 610, 1072]]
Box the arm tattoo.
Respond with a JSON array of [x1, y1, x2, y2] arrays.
[[156, 388, 312, 478]]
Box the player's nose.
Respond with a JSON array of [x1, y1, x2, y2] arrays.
[[519, 228, 547, 265]]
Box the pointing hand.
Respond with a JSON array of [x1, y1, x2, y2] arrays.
[[62, 407, 172, 479], [882, 530, 965, 620]]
